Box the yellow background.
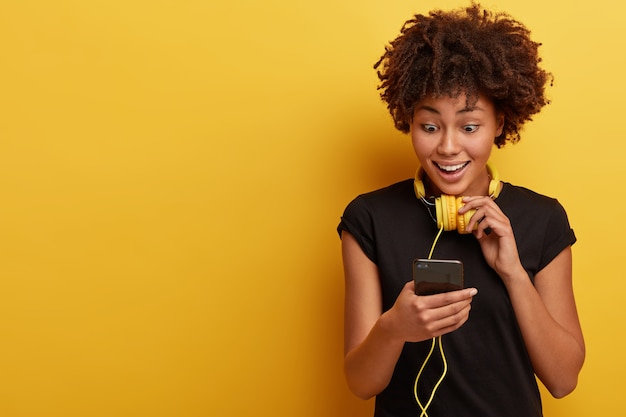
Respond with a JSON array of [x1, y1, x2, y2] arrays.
[[0, 0, 622, 416]]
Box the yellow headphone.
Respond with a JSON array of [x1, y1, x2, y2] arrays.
[[413, 162, 501, 234]]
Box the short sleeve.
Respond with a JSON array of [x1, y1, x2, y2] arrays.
[[537, 199, 577, 271], [337, 196, 377, 263]]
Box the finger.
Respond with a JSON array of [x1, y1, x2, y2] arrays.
[[430, 304, 472, 336], [458, 196, 492, 215], [460, 195, 492, 206], [474, 216, 496, 239], [475, 209, 509, 238], [468, 201, 509, 234], [465, 207, 485, 232], [420, 289, 477, 316], [432, 316, 470, 337], [467, 203, 500, 232], [416, 300, 470, 330], [424, 288, 478, 304]]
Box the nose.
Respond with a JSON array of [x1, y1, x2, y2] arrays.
[[437, 128, 461, 156]]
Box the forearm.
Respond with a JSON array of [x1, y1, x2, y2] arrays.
[[344, 312, 406, 399], [503, 267, 585, 398]]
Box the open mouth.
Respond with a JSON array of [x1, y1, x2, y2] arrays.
[[435, 162, 469, 173]]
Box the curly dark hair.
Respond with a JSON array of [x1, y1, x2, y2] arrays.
[[374, 3, 552, 147]]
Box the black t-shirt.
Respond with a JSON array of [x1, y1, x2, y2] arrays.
[[338, 180, 576, 417]]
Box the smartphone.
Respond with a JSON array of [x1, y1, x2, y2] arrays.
[[413, 259, 464, 295]]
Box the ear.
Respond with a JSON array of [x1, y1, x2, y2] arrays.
[[495, 112, 505, 137]]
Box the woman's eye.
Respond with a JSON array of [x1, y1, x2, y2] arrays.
[[422, 124, 438, 132], [463, 124, 479, 133]]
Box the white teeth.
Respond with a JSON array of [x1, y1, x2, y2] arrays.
[[437, 162, 467, 172]]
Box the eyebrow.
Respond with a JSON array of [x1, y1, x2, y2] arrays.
[[415, 105, 485, 114]]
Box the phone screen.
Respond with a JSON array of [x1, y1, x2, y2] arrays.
[[413, 259, 464, 295]]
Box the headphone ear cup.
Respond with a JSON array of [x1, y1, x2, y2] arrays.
[[455, 197, 476, 234], [436, 196, 478, 233], [446, 195, 457, 231], [435, 197, 444, 230], [436, 195, 458, 232]]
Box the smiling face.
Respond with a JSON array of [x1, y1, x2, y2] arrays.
[[410, 94, 504, 197]]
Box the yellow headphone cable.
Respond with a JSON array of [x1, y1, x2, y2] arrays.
[[414, 224, 447, 417]]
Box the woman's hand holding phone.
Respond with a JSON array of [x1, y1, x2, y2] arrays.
[[382, 280, 477, 343]]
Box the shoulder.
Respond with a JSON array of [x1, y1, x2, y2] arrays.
[[352, 179, 414, 201], [497, 182, 573, 235], [497, 182, 566, 214], [342, 179, 415, 213], [499, 182, 554, 202], [498, 183, 576, 272], [338, 179, 417, 263]]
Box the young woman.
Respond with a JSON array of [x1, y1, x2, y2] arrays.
[[337, 4, 585, 416]]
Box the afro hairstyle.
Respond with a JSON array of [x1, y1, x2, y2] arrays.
[[374, 2, 552, 147]]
